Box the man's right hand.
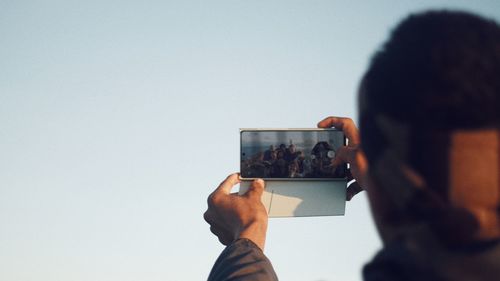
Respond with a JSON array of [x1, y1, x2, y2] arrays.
[[318, 116, 368, 200], [204, 174, 268, 251]]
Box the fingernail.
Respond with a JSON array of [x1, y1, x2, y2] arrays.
[[255, 179, 265, 185]]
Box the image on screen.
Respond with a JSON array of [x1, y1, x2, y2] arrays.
[[241, 130, 346, 179]]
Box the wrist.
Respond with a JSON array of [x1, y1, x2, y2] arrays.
[[238, 220, 268, 251]]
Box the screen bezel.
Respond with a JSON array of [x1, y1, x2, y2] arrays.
[[239, 128, 348, 181]]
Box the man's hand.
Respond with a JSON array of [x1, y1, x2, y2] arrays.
[[318, 116, 369, 200], [204, 174, 268, 250]]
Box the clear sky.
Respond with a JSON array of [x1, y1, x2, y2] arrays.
[[1, 1, 500, 280]]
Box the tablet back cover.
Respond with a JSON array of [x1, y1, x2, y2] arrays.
[[239, 180, 346, 217]]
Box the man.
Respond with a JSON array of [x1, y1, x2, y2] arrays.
[[204, 10, 500, 280]]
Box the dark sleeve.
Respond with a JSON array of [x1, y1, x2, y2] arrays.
[[207, 238, 278, 281], [363, 241, 441, 281]]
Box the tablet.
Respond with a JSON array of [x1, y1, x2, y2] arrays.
[[239, 128, 347, 217]]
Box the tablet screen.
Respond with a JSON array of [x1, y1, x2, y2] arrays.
[[240, 129, 346, 180]]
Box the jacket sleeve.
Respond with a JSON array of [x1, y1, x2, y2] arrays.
[[207, 238, 279, 281]]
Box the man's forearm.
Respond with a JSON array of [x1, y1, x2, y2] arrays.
[[208, 238, 278, 281]]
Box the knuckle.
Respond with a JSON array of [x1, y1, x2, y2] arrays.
[[252, 181, 265, 190], [210, 226, 218, 235], [343, 117, 354, 127], [207, 193, 215, 206], [203, 211, 211, 223], [318, 116, 333, 127], [209, 193, 223, 205], [218, 236, 230, 245]]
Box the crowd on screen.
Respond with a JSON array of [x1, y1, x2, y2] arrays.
[[241, 142, 343, 178]]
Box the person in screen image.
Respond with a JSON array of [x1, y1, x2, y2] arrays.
[[301, 153, 313, 177], [277, 143, 287, 155], [242, 152, 267, 178], [271, 149, 288, 178], [261, 150, 277, 177], [288, 160, 303, 178], [263, 145, 275, 162], [284, 143, 299, 162], [311, 141, 337, 177], [295, 151, 306, 176], [204, 11, 500, 281], [245, 143, 309, 178]]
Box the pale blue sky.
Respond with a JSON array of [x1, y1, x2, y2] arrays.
[[1, 1, 500, 280]]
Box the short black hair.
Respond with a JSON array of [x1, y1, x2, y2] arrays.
[[360, 10, 500, 165]]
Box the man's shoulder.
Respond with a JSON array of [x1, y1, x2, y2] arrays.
[[363, 239, 500, 281]]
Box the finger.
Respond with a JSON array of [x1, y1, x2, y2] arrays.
[[203, 210, 212, 225], [346, 181, 364, 201], [332, 146, 355, 167], [218, 235, 233, 246], [210, 223, 233, 245], [346, 169, 354, 181], [245, 179, 265, 199], [209, 225, 218, 236], [317, 116, 360, 145], [214, 173, 241, 196]]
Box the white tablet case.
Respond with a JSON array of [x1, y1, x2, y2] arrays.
[[239, 180, 347, 217]]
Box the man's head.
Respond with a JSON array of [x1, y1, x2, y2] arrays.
[[359, 10, 500, 245]]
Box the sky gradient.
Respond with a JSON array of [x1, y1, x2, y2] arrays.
[[2, 1, 500, 280]]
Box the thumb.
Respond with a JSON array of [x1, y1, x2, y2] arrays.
[[214, 173, 241, 196], [245, 179, 265, 199], [332, 146, 353, 167]]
